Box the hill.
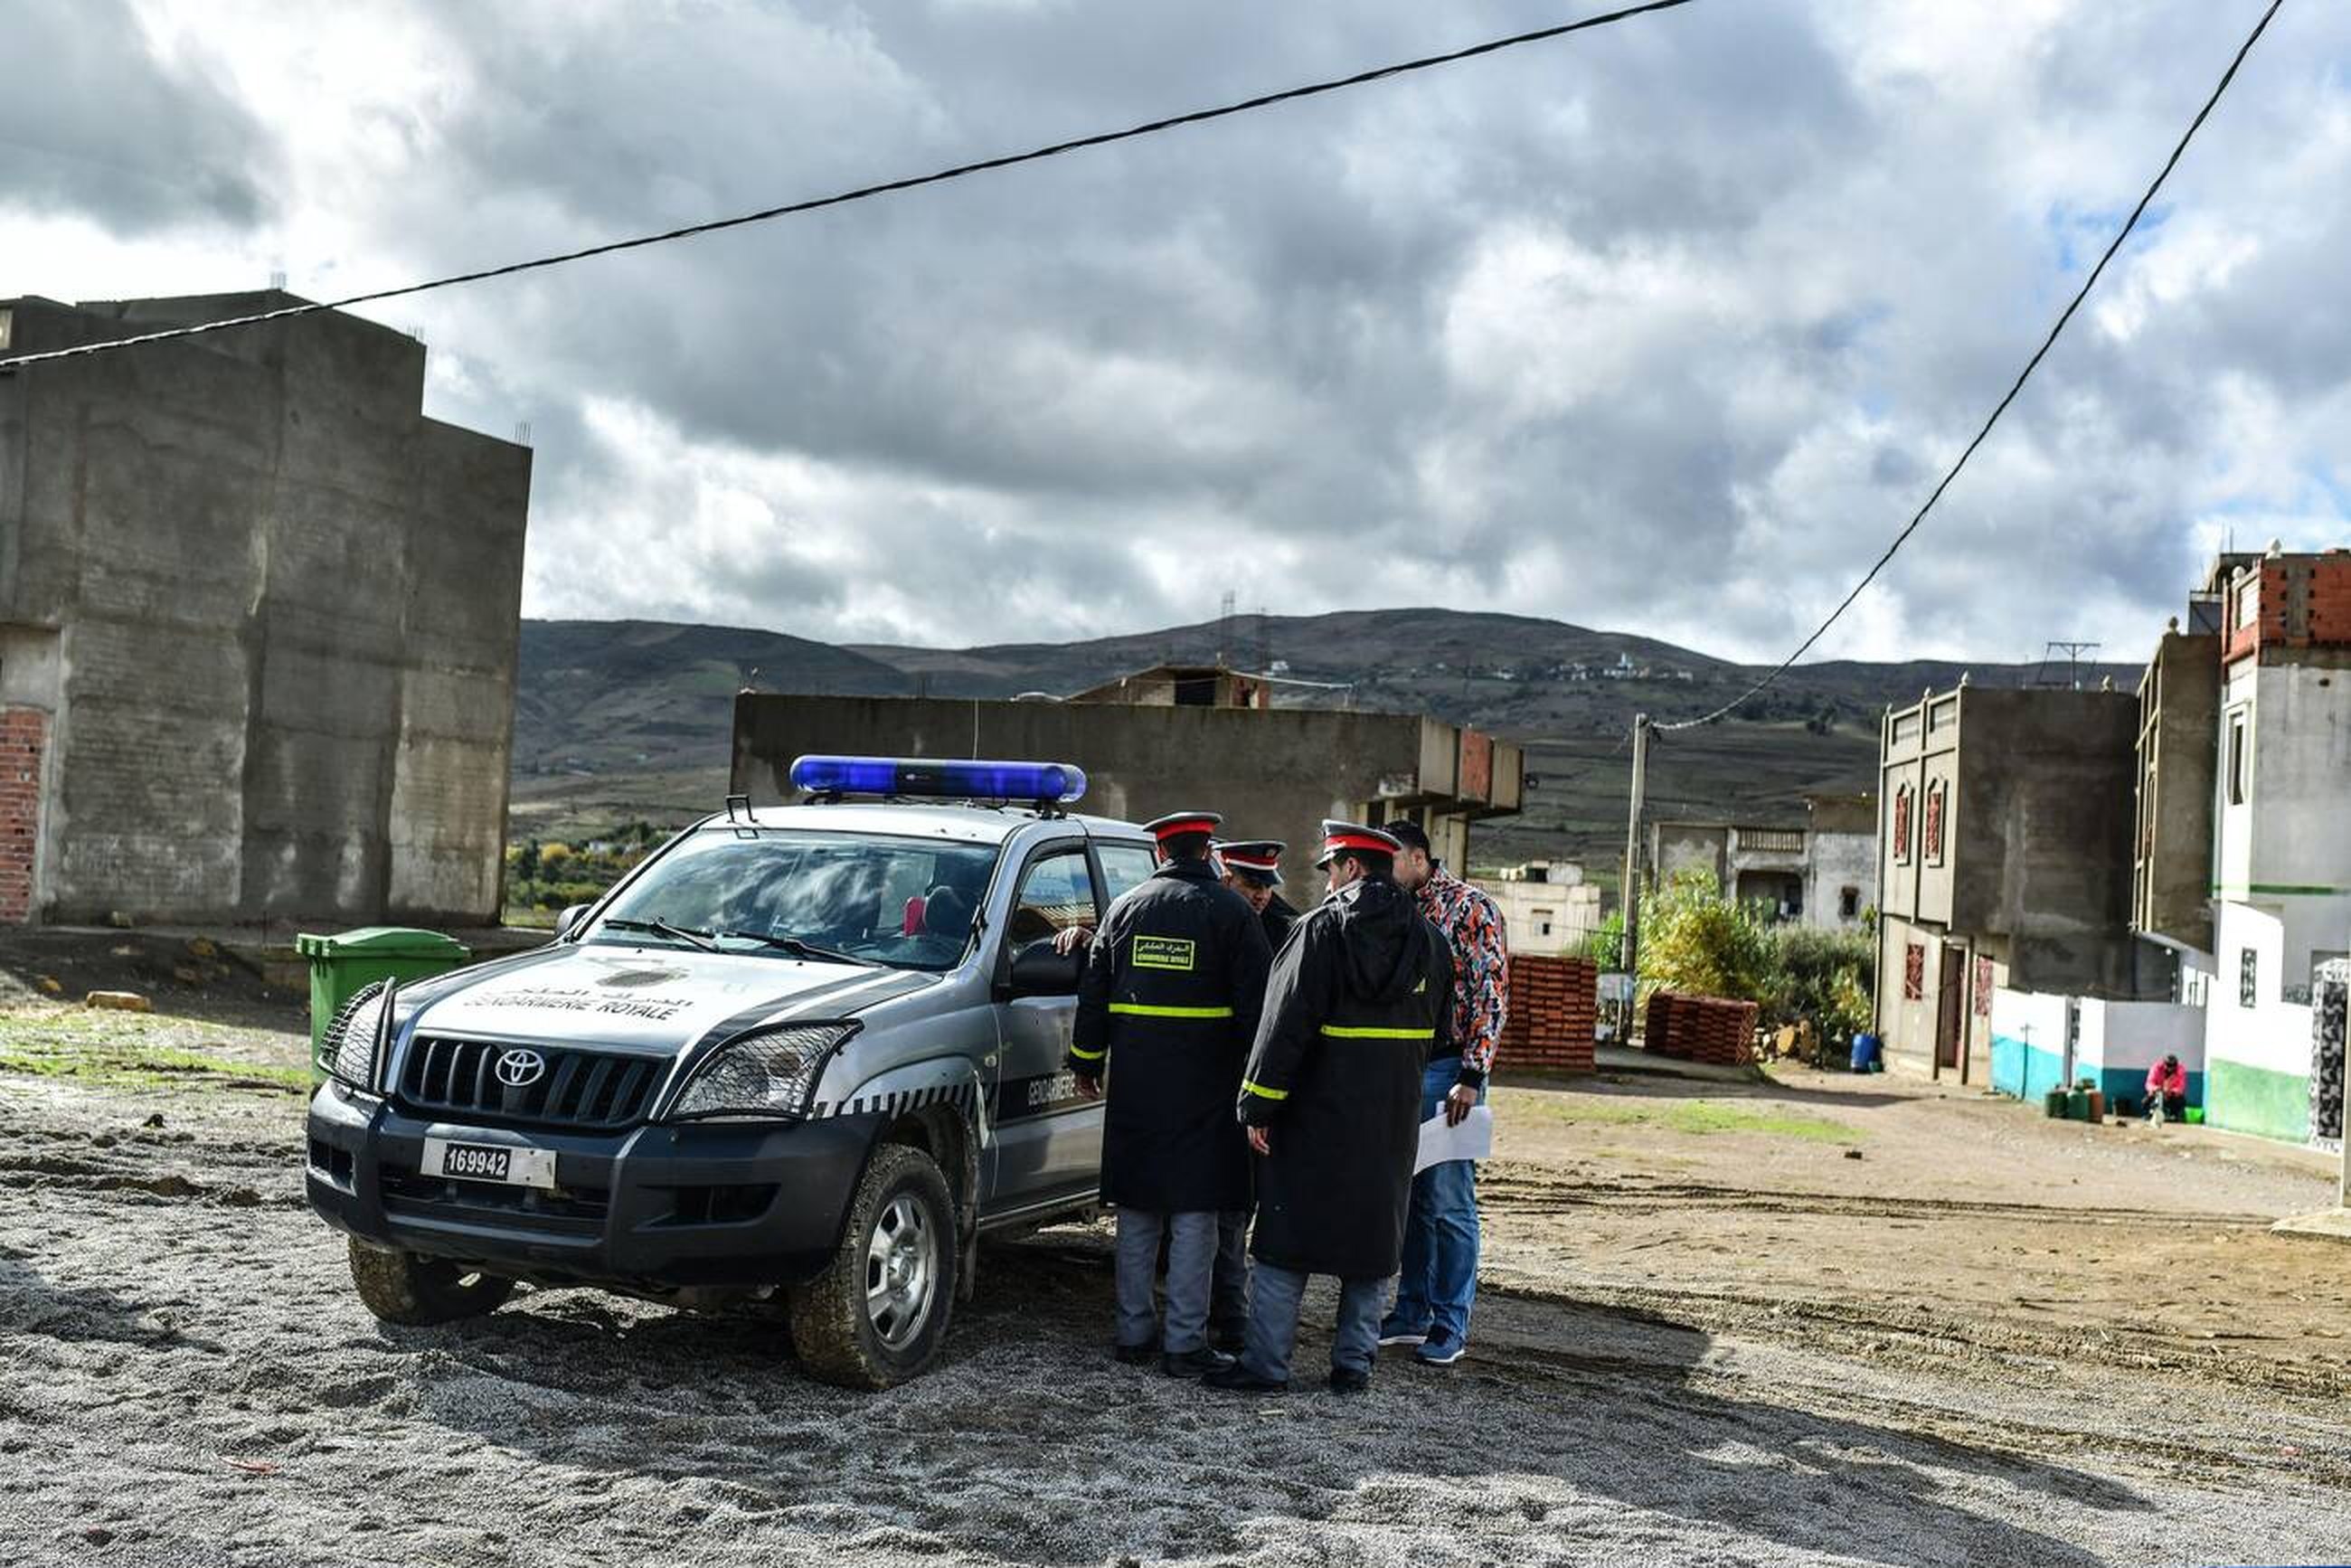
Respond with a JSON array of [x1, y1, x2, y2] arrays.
[[509, 611, 2139, 874]]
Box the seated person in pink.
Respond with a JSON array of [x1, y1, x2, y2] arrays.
[[2145, 1054, 2188, 1123]]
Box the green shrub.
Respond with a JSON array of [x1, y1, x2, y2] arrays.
[[1625, 872, 1873, 1041]]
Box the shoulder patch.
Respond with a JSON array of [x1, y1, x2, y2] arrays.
[[1130, 934, 1196, 972]]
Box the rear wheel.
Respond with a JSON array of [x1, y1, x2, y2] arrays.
[[787, 1143, 958, 1389], [347, 1240, 515, 1326]]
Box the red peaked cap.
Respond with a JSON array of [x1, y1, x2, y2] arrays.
[[1316, 820, 1402, 866], [1143, 810, 1222, 843]]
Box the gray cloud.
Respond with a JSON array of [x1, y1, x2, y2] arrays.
[[10, 0, 2350, 664], [0, 0, 272, 231]]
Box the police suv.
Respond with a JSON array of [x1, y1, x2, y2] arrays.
[[305, 757, 1154, 1387]]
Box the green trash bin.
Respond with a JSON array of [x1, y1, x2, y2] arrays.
[[297, 927, 471, 1081]]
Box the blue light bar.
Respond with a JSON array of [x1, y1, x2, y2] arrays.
[[788, 755, 1088, 805]]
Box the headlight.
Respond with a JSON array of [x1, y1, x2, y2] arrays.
[[666, 1024, 855, 1121], [324, 982, 391, 1092]]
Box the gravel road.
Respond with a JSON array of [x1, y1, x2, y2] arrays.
[[5, 1057, 2351, 1567]]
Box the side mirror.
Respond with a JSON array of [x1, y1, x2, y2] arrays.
[[1006, 938, 1081, 997], [554, 903, 592, 940]]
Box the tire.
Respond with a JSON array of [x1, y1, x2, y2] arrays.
[[787, 1143, 958, 1389], [347, 1240, 516, 1326]]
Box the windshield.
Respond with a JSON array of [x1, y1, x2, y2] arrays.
[[589, 829, 1002, 970]]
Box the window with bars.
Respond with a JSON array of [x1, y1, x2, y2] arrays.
[[1893, 786, 1913, 863], [1903, 942, 1925, 1001]]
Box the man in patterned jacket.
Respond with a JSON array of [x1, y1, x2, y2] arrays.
[[1377, 818, 1508, 1366]]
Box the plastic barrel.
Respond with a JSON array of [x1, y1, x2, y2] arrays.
[[1850, 1034, 1882, 1073]]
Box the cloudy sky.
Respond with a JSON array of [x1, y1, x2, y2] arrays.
[[6, 0, 2346, 661]]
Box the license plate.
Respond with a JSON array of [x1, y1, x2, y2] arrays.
[[422, 1136, 555, 1190]]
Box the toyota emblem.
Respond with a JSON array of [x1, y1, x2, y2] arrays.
[[494, 1048, 546, 1088]]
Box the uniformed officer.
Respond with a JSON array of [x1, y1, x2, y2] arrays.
[[1216, 840, 1300, 951], [1068, 810, 1273, 1377], [1205, 821, 1451, 1396], [1203, 836, 1295, 1350]]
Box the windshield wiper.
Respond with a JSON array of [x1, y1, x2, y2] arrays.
[[714, 931, 880, 968], [601, 916, 721, 954]]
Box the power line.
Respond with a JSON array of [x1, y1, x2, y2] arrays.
[[1656, 0, 2285, 734], [0, 0, 1701, 373]]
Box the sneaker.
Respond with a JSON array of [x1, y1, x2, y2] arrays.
[[1162, 1346, 1235, 1380], [1202, 1363, 1289, 1395], [1415, 1329, 1466, 1366], [1376, 1314, 1430, 1347], [1112, 1342, 1157, 1366], [1327, 1365, 1372, 1395]]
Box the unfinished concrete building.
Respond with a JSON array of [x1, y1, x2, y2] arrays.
[[1874, 683, 2160, 1082], [1644, 795, 1876, 931], [730, 685, 1521, 893], [0, 291, 532, 926]]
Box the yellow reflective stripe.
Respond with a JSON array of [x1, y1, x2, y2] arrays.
[[1068, 1044, 1107, 1062], [1108, 1003, 1236, 1019], [1317, 1025, 1438, 1040], [1242, 1080, 1289, 1100]]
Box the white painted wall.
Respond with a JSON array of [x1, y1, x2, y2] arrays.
[[1803, 828, 1878, 932], [2208, 900, 2316, 1077], [2078, 998, 2205, 1077]]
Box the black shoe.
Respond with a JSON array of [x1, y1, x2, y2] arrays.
[[1162, 1346, 1234, 1380], [1210, 1320, 1248, 1355], [1327, 1366, 1372, 1395], [1112, 1342, 1157, 1366], [1202, 1362, 1289, 1394]]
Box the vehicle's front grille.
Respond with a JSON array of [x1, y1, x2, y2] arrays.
[[380, 1167, 610, 1236], [395, 1036, 665, 1129]]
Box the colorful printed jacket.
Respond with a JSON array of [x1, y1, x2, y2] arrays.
[[1416, 864, 1508, 1087]]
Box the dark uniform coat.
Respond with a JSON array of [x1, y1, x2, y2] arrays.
[[1260, 892, 1300, 953], [1237, 875, 1451, 1280], [1069, 859, 1272, 1214]]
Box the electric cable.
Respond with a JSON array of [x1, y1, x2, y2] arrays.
[[1657, 0, 2285, 732], [0, 0, 1700, 373]]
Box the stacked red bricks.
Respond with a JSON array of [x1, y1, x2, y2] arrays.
[[1497, 955, 1597, 1073], [1643, 990, 1759, 1066], [0, 708, 44, 924]]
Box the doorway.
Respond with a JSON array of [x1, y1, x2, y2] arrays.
[[1935, 946, 1968, 1077]]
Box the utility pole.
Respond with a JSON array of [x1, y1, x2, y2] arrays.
[[1619, 713, 1650, 1025]]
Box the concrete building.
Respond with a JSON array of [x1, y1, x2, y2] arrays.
[[1644, 794, 1875, 931], [1476, 862, 1602, 958], [730, 688, 1521, 893], [2132, 619, 2224, 965], [1875, 684, 2158, 1083], [0, 291, 531, 926], [2198, 550, 2351, 1141], [1066, 663, 1271, 710]]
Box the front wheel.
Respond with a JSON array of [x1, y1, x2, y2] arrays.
[[347, 1240, 515, 1326], [787, 1143, 958, 1389]]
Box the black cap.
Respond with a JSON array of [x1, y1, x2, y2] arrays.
[[1383, 819, 1431, 856]]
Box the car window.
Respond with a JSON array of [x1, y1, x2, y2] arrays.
[[592, 829, 1000, 970], [1094, 842, 1157, 905], [1006, 849, 1098, 948]]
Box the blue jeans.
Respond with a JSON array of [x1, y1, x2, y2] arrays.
[[1390, 1055, 1480, 1342], [1242, 1262, 1392, 1384]]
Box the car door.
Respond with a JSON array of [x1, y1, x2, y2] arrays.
[[981, 839, 1104, 1214]]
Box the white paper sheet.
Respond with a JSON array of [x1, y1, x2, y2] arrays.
[[1414, 1104, 1494, 1173]]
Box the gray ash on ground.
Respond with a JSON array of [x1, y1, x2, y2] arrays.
[[3, 1063, 2349, 1567]]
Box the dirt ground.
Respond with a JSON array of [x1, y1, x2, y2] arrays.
[[5, 1000, 2351, 1568]]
